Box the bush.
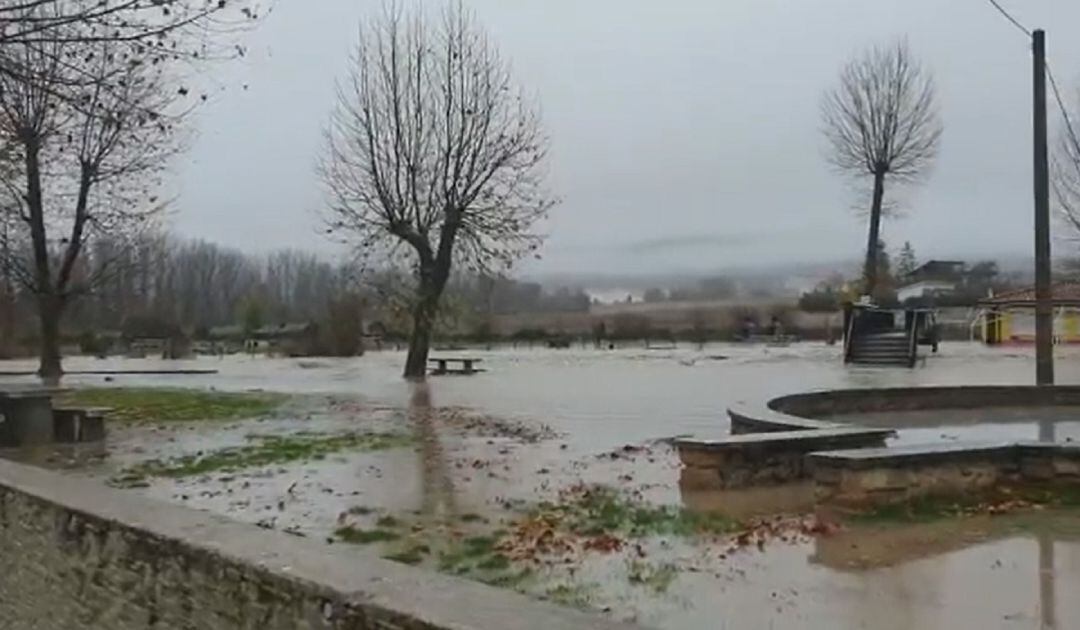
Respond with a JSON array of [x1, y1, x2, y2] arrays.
[[799, 289, 840, 313]]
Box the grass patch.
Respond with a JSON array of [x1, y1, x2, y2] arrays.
[[847, 485, 1080, 525], [375, 515, 402, 528], [60, 387, 286, 424], [543, 485, 738, 538], [335, 526, 400, 544], [626, 560, 679, 594], [436, 534, 529, 587], [545, 582, 598, 610], [127, 431, 414, 478], [383, 548, 425, 565]]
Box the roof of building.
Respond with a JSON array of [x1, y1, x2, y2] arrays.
[[979, 282, 1080, 306], [207, 325, 245, 340], [253, 322, 317, 339], [913, 260, 965, 271]]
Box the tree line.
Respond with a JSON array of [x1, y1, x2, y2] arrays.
[[0, 234, 363, 354]]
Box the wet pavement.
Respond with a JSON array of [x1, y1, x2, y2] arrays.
[[3, 341, 1080, 629]]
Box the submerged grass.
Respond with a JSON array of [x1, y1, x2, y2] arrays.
[[335, 526, 400, 544], [125, 431, 414, 478], [626, 560, 679, 594], [848, 485, 1080, 525], [61, 387, 287, 424], [542, 485, 738, 538]]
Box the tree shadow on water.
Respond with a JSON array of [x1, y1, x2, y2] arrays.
[[409, 382, 458, 524]]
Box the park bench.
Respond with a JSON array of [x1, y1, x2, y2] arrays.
[[0, 386, 112, 447], [428, 357, 483, 375], [52, 406, 111, 443], [0, 387, 67, 447]]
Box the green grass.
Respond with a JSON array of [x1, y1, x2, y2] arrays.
[[626, 560, 679, 594], [383, 546, 428, 565], [126, 431, 414, 478], [848, 485, 1080, 525], [335, 526, 400, 544], [376, 515, 402, 528], [545, 582, 598, 610], [543, 485, 739, 538], [60, 387, 287, 424]]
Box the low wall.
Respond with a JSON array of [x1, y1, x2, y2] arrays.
[[769, 385, 1080, 419], [675, 428, 893, 489], [811, 442, 1080, 506], [0, 459, 632, 630], [727, 402, 840, 434]]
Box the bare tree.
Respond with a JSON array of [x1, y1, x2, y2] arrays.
[[1054, 93, 1080, 241], [321, 3, 555, 378], [821, 40, 942, 297], [0, 6, 190, 380], [0, 1, 257, 47]]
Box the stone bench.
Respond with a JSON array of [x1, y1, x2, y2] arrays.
[[810, 441, 1080, 507], [53, 407, 111, 444], [674, 427, 895, 489], [727, 402, 842, 434]]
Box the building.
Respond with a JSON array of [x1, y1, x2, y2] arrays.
[[975, 283, 1080, 344], [896, 260, 966, 303], [251, 322, 320, 357]]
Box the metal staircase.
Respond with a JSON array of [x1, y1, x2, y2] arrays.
[[844, 305, 934, 368]]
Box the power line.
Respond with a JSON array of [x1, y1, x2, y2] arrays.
[[1046, 64, 1080, 157], [983, 1, 1080, 165], [986, 0, 1032, 37]]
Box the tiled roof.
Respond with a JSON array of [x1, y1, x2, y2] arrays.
[[979, 282, 1080, 305]]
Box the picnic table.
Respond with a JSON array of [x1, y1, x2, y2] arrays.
[[428, 357, 484, 375], [0, 386, 68, 447]]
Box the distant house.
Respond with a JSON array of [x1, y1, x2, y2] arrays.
[[204, 325, 246, 355], [976, 283, 1080, 345], [251, 322, 320, 357], [897, 260, 966, 303], [119, 316, 190, 359]]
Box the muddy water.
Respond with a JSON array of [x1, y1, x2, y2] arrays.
[[5, 342, 1080, 629]]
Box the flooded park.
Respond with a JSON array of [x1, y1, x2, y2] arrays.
[[4, 342, 1080, 629]]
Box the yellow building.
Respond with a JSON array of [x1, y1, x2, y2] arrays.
[[977, 283, 1080, 345]]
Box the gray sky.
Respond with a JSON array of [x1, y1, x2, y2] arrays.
[[173, 0, 1080, 276]]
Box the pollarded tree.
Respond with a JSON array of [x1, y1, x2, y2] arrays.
[[320, 2, 555, 378], [822, 40, 942, 297]]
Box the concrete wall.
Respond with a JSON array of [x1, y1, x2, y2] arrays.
[[0, 459, 631, 630]]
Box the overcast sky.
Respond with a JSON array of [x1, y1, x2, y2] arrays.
[[173, 0, 1080, 276]]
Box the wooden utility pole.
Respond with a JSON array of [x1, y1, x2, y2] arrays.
[[1033, 29, 1054, 387]]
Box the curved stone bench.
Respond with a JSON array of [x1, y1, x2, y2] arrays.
[[676, 385, 1080, 493]]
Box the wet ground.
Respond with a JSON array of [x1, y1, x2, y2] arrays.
[[4, 341, 1080, 629]]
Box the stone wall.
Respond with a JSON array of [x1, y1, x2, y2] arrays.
[[0, 459, 632, 630], [811, 443, 1080, 507], [675, 428, 893, 489]]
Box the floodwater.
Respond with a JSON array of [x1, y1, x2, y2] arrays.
[[5, 341, 1080, 629]]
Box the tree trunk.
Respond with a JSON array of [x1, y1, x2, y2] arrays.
[[863, 170, 887, 298], [37, 296, 63, 384], [403, 281, 443, 379]]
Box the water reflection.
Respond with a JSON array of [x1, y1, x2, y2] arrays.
[[409, 382, 458, 522]]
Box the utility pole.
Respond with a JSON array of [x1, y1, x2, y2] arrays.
[[1033, 29, 1054, 387]]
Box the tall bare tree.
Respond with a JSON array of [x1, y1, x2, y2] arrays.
[[821, 40, 942, 297], [0, 5, 195, 379], [321, 2, 555, 378]]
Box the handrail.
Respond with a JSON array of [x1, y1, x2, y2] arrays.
[[843, 309, 857, 364], [907, 314, 919, 368]]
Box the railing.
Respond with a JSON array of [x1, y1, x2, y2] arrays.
[[843, 308, 857, 364], [907, 315, 920, 368]]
